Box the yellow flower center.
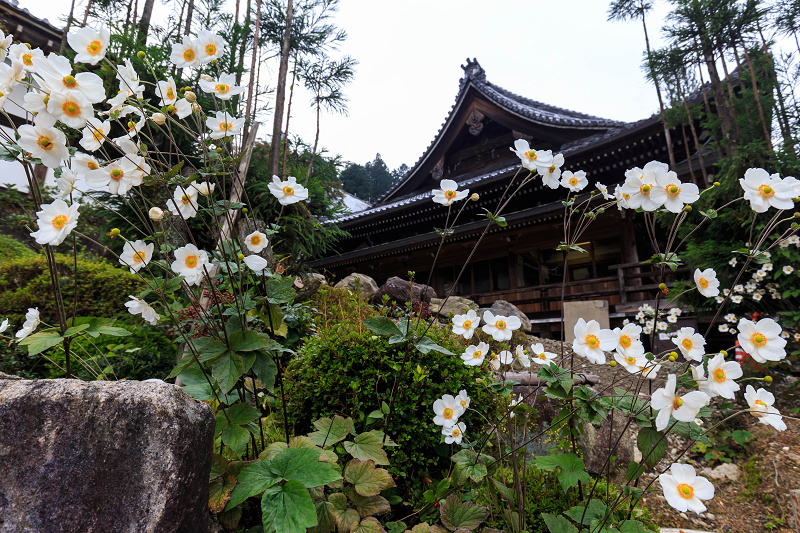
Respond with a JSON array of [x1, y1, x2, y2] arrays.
[[548, 164, 556, 173], [92, 129, 104, 141], [585, 334, 599, 348], [443, 407, 454, 419], [110, 168, 123, 181], [569, 177, 578, 186], [759, 184, 775, 199], [673, 397, 684, 410], [682, 338, 693, 350], [751, 333, 767, 347], [462, 320, 471, 329], [183, 48, 195, 61], [205, 43, 217, 56], [640, 184, 651, 195], [538, 353, 546, 360], [667, 184, 680, 197], [87, 161, 99, 170], [87, 40, 101, 53], [622, 192, 631, 200], [472, 350, 482, 359], [63, 101, 80, 117], [250, 235, 261, 245], [184, 254, 198, 268], [755, 399, 767, 408], [181, 194, 190, 204], [713, 368, 726, 382], [62, 75, 77, 89], [22, 53, 32, 66], [524, 150, 537, 161], [677, 483, 694, 499], [215, 83, 230, 94], [626, 356, 636, 365], [451, 428, 460, 437], [166, 87, 175, 99], [444, 189, 457, 199], [36, 135, 53, 151], [699, 277, 709, 289], [51, 214, 68, 229], [619, 335, 631, 348], [219, 122, 232, 132], [282, 185, 294, 195], [460, 400, 467, 408], [495, 320, 506, 330]]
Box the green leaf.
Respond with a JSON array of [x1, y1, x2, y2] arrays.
[[564, 500, 611, 526], [346, 487, 391, 518], [308, 415, 353, 447], [532, 453, 589, 492], [344, 459, 396, 497], [269, 447, 342, 488], [414, 336, 454, 355], [261, 479, 317, 533], [163, 160, 184, 181], [225, 460, 281, 511], [625, 461, 646, 482], [362, 317, 402, 337], [438, 494, 488, 532], [636, 428, 667, 468], [229, 330, 281, 352], [210, 454, 229, 480], [224, 402, 261, 425], [265, 276, 296, 304], [63, 323, 90, 337], [252, 351, 277, 392], [221, 423, 250, 458], [451, 449, 488, 485], [541, 513, 579, 533], [619, 521, 647, 533], [344, 432, 390, 465], [19, 331, 63, 356], [353, 517, 386, 533], [212, 350, 244, 394], [83, 319, 131, 337], [311, 498, 337, 533], [209, 475, 237, 514]]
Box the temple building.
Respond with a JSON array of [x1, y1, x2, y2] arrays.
[[311, 59, 713, 336]]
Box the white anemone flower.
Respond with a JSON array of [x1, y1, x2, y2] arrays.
[[170, 36, 200, 68], [79, 117, 110, 152], [488, 352, 502, 371], [510, 139, 552, 171], [195, 30, 227, 63], [515, 345, 531, 368], [481, 311, 521, 342], [171, 244, 209, 286], [698, 353, 742, 399], [783, 266, 794, 275], [737, 318, 786, 363], [595, 182, 615, 200], [268, 175, 309, 205], [125, 296, 160, 325], [432, 179, 469, 206], [115, 58, 143, 97], [47, 90, 94, 129], [15, 308, 40, 340], [621, 162, 666, 211], [0, 60, 26, 89], [84, 157, 142, 195], [498, 350, 514, 364], [169, 98, 193, 119], [659, 463, 714, 514], [613, 323, 645, 358], [192, 181, 215, 196], [30, 199, 80, 246], [156, 77, 179, 106], [537, 153, 565, 188], [168, 185, 200, 219], [739, 168, 794, 213], [0, 318, 8, 333], [199, 73, 246, 100], [33, 53, 105, 103], [17, 114, 69, 168], [451, 310, 479, 339], [119, 239, 154, 273], [693, 268, 720, 298], [461, 342, 490, 367], [443, 422, 466, 444], [245, 231, 269, 253], [149, 207, 164, 221], [243, 255, 268, 272], [640, 362, 662, 379], [9, 43, 43, 71], [432, 394, 464, 427], [561, 170, 588, 192], [572, 318, 616, 364], [744, 385, 786, 431], [672, 327, 706, 362], [55, 168, 79, 199], [656, 172, 700, 213], [455, 390, 470, 411], [68, 26, 110, 65], [529, 343, 556, 365], [614, 352, 643, 374], [73, 152, 101, 174], [650, 374, 711, 431], [206, 110, 244, 139], [0, 31, 12, 62], [509, 393, 524, 418]]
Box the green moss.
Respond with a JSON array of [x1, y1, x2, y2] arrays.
[[0, 234, 35, 262]]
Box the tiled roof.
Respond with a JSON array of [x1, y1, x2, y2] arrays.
[[0, 0, 62, 34]]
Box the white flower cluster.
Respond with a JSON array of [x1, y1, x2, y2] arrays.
[[432, 390, 470, 444]]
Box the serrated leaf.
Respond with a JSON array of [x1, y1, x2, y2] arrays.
[[636, 428, 667, 468], [210, 454, 229, 480], [212, 350, 243, 394], [451, 449, 488, 485], [224, 402, 261, 425], [415, 336, 453, 355], [626, 461, 646, 482], [270, 447, 342, 488], [336, 508, 361, 533], [266, 275, 296, 304], [309, 415, 353, 447], [209, 474, 237, 514], [619, 520, 647, 533], [225, 460, 280, 511], [353, 517, 385, 533], [439, 494, 488, 532], [252, 350, 278, 392], [541, 513, 579, 533], [19, 331, 64, 356], [362, 317, 402, 337], [564, 499, 611, 526], [311, 499, 337, 533], [63, 323, 90, 337], [229, 330, 281, 352], [346, 487, 391, 518], [222, 423, 250, 458], [344, 459, 396, 497], [344, 432, 389, 465], [261, 479, 317, 533]]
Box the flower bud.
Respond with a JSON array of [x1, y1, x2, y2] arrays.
[[200, 74, 213, 82], [609, 360, 617, 367], [242, 207, 248, 214], [137, 51, 146, 59], [764, 375, 773, 383], [110, 228, 120, 236], [192, 103, 201, 113], [720, 350, 727, 357], [645, 352, 654, 361], [669, 355, 676, 362], [683, 205, 692, 212], [792, 222, 799, 230], [216, 147, 223, 153], [471, 193, 479, 201], [659, 283, 667, 290], [185, 90, 197, 103], [166, 104, 176, 113], [237, 253, 244, 261], [669, 351, 678, 359], [713, 181, 720, 187], [151, 112, 166, 125], [148, 207, 164, 221]]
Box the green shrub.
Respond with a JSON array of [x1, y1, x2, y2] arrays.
[[0, 252, 143, 326], [0, 234, 35, 262], [286, 304, 498, 494]]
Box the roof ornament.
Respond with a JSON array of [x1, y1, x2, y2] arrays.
[[461, 58, 486, 82]]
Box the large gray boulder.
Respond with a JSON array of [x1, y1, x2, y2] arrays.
[[490, 300, 532, 333], [375, 276, 437, 304], [0, 378, 214, 533], [578, 413, 635, 477], [334, 273, 379, 299], [428, 296, 479, 318]]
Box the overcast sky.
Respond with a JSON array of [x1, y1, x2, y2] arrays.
[[11, 0, 774, 171]]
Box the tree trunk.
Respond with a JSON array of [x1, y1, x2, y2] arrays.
[[679, 124, 697, 182], [137, 0, 155, 48], [234, 0, 252, 87], [673, 70, 708, 184], [81, 0, 93, 26], [305, 102, 321, 183], [60, 0, 76, 53], [281, 58, 297, 179], [694, 46, 724, 159], [242, 0, 262, 143], [268, 0, 294, 177], [184, 0, 194, 36], [642, 14, 677, 171], [234, 0, 240, 24], [741, 44, 773, 151], [699, 34, 738, 154]]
